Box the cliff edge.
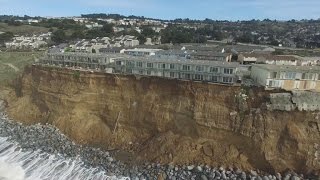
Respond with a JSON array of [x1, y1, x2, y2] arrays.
[[5, 65, 320, 174]]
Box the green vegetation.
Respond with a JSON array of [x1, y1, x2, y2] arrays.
[[0, 22, 49, 35], [2, 14, 320, 48], [84, 24, 114, 39], [51, 29, 67, 44], [34, 19, 83, 30], [160, 26, 207, 44], [73, 71, 80, 79], [0, 52, 43, 86], [81, 13, 161, 22], [0, 32, 14, 44], [272, 49, 285, 55], [48, 20, 114, 44]]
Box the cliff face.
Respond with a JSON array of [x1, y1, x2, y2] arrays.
[[6, 65, 320, 174]]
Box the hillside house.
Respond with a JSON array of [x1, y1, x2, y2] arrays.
[[71, 37, 111, 53], [40, 52, 240, 84], [124, 39, 140, 47], [112, 57, 239, 84], [251, 64, 320, 92], [190, 52, 232, 62], [5, 33, 51, 50], [122, 48, 162, 56], [99, 47, 125, 54], [42, 53, 116, 70], [238, 53, 299, 65]]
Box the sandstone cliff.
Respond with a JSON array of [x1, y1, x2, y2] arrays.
[[5, 65, 320, 174]]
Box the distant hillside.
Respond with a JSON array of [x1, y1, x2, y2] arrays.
[[81, 13, 164, 22], [0, 23, 49, 35]]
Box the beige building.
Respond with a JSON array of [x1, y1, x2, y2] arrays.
[[41, 52, 240, 84], [190, 52, 232, 62], [251, 64, 320, 92], [238, 53, 299, 65]]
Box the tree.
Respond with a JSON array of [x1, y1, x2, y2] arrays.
[[0, 32, 14, 44], [269, 37, 280, 46], [85, 29, 106, 39], [71, 30, 85, 39], [160, 26, 195, 44], [7, 19, 22, 26], [101, 24, 114, 34], [236, 33, 253, 43], [199, 35, 207, 43], [212, 30, 224, 41], [137, 34, 146, 44], [51, 30, 67, 44], [141, 26, 156, 37]]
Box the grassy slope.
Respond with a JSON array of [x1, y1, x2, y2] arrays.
[[0, 52, 44, 86], [0, 23, 49, 35]]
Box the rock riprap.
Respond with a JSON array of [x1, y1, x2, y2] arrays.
[[0, 112, 315, 180]]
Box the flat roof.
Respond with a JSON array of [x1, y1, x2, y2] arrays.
[[120, 56, 239, 67], [252, 64, 320, 73], [191, 51, 230, 57], [123, 48, 163, 53], [46, 52, 240, 67], [156, 49, 190, 55], [241, 53, 299, 61]]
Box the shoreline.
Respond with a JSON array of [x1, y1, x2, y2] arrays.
[[0, 102, 314, 180]]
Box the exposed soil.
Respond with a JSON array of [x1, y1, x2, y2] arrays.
[[3, 65, 320, 175]]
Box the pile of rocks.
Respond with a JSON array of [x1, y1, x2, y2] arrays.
[[0, 113, 127, 177], [130, 164, 308, 180], [0, 112, 314, 180]]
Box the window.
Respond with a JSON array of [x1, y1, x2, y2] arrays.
[[302, 73, 314, 80], [116, 61, 122, 66], [170, 64, 175, 69], [285, 72, 296, 79], [224, 68, 234, 74], [162, 64, 166, 69], [195, 74, 203, 80], [185, 74, 191, 79], [196, 66, 204, 72], [126, 61, 135, 66], [147, 70, 151, 75], [147, 63, 153, 68], [210, 76, 218, 82], [210, 67, 218, 73], [222, 77, 233, 83], [136, 62, 143, 67], [170, 72, 175, 78], [270, 72, 277, 78], [268, 80, 280, 87], [126, 69, 133, 74], [182, 65, 191, 71], [138, 70, 143, 75], [318, 74, 320, 80]]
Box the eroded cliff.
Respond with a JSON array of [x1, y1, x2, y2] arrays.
[[5, 65, 320, 174]]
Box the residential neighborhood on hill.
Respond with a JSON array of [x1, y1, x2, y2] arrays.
[[2, 14, 320, 50], [1, 13, 320, 93]]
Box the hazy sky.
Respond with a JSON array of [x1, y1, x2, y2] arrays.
[[1, 0, 320, 20]]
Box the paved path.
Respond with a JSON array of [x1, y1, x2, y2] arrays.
[[2, 63, 19, 72]]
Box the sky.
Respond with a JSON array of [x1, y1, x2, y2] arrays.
[[1, 0, 320, 21]]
